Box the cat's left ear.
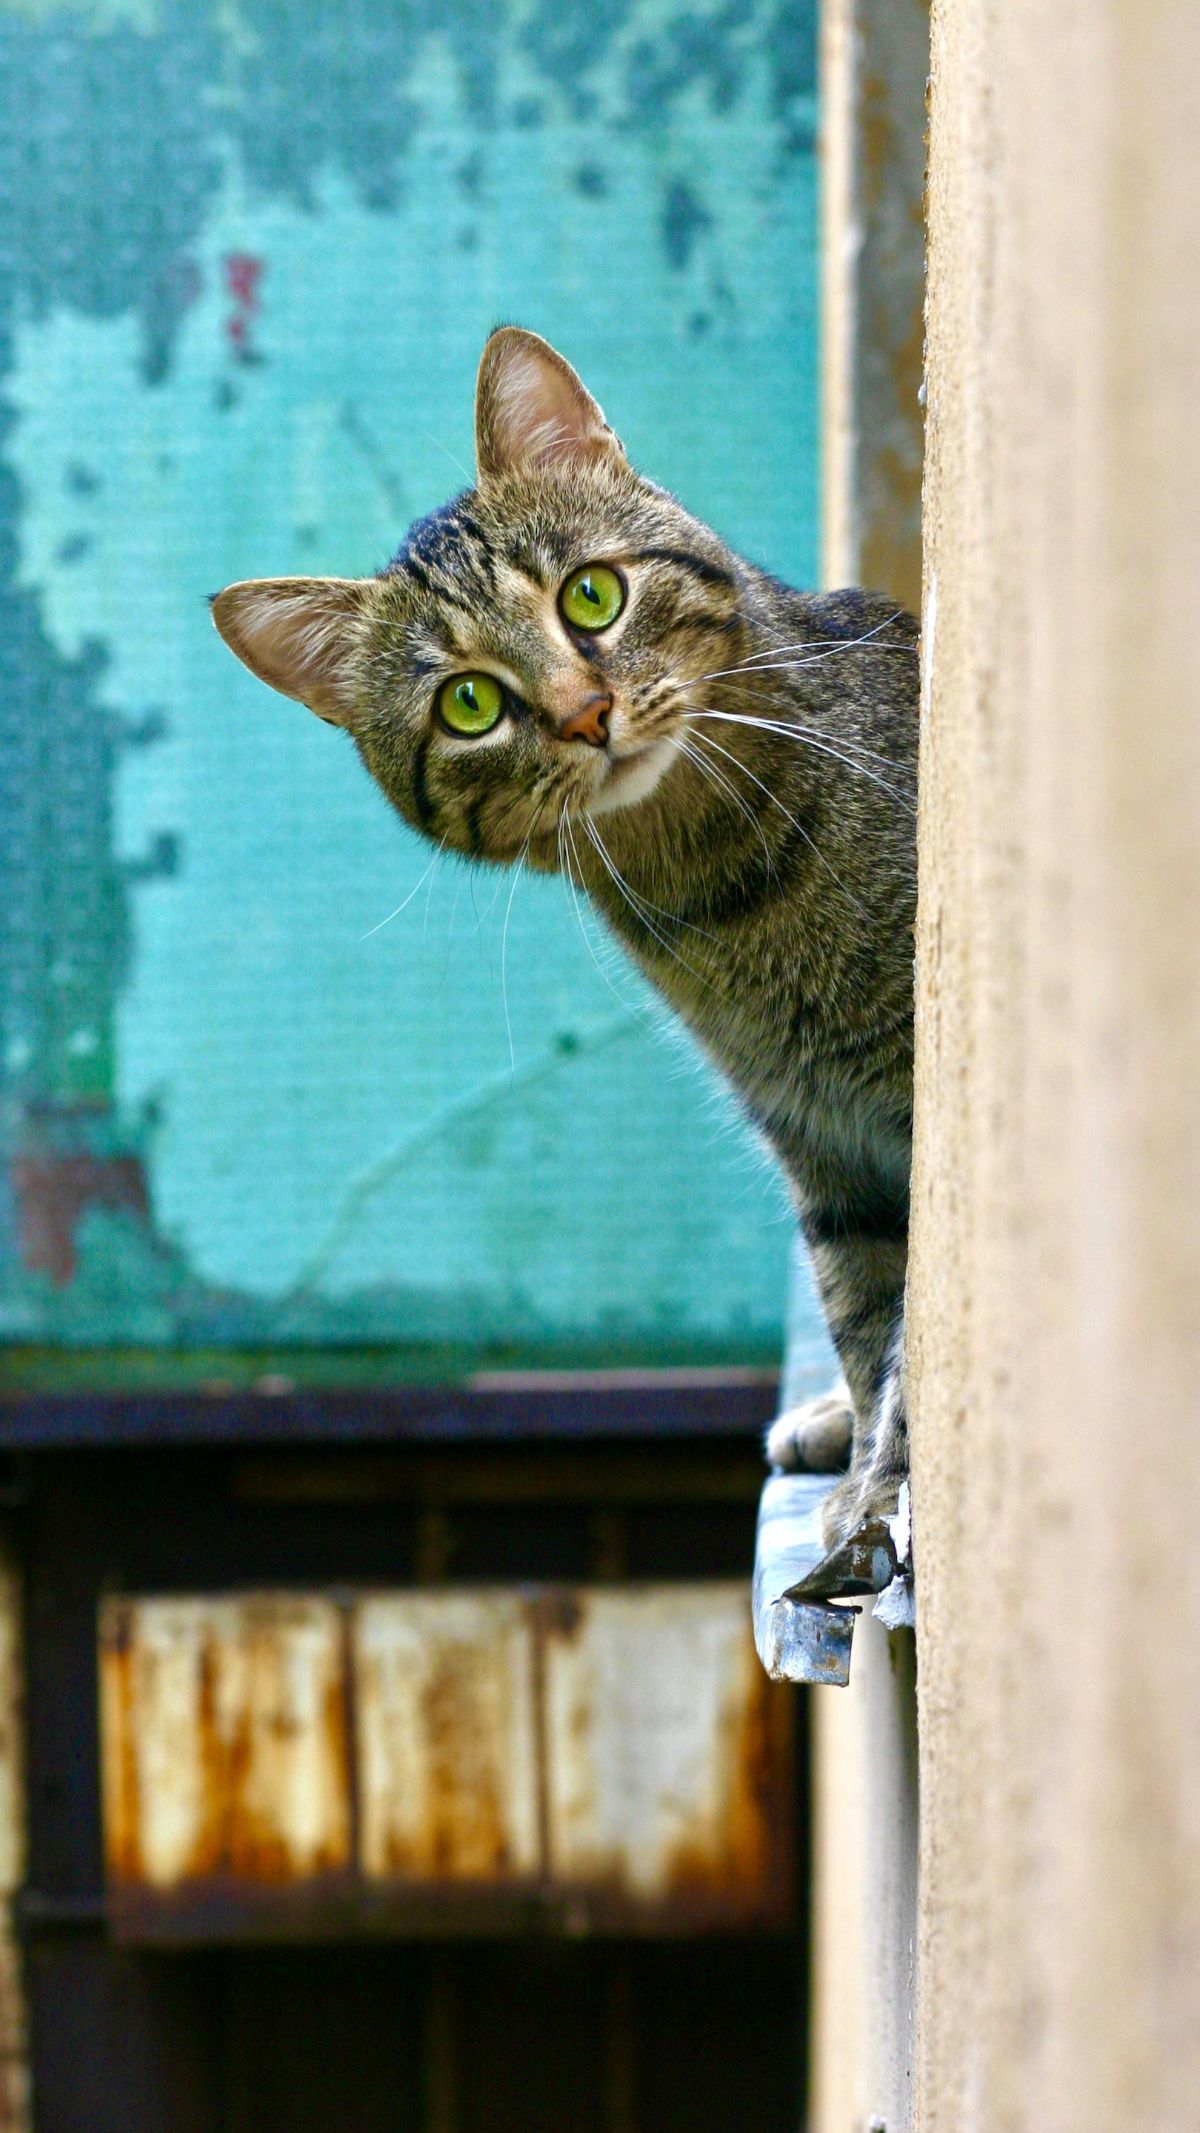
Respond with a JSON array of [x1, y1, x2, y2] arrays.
[[210, 577, 369, 726], [475, 327, 626, 483]]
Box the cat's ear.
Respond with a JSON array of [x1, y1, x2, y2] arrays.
[[475, 327, 626, 483], [210, 577, 369, 726]]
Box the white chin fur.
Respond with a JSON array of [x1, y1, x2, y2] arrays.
[[586, 735, 677, 817]]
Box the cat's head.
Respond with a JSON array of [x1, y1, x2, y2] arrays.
[[212, 328, 746, 866]]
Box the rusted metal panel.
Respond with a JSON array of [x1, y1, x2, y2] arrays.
[[100, 1596, 351, 1894], [542, 1586, 789, 1923], [354, 1594, 539, 1884], [99, 1585, 792, 1940]]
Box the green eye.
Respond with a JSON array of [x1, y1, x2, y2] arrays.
[[560, 563, 625, 632], [438, 671, 505, 736]]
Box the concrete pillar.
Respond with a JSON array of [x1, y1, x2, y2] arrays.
[[910, 4, 1200, 2129], [809, 4, 928, 2129]]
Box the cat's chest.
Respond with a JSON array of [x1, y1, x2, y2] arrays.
[[606, 901, 849, 1074]]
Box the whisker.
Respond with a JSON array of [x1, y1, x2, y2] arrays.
[[735, 704, 916, 777], [750, 613, 907, 657], [701, 652, 916, 684], [561, 808, 643, 1014], [716, 678, 919, 780], [688, 708, 915, 813], [688, 726, 869, 919], [418, 426, 474, 485], [670, 733, 778, 879], [500, 789, 558, 1066], [499, 852, 524, 1073], [360, 839, 446, 939], [423, 848, 439, 943], [500, 791, 550, 1073], [435, 862, 466, 991], [582, 816, 710, 984], [592, 823, 713, 941], [695, 648, 915, 685], [578, 796, 713, 939], [671, 733, 754, 827], [706, 707, 916, 808], [693, 611, 911, 685]]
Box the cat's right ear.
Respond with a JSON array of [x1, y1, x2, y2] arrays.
[[210, 577, 369, 726], [475, 327, 626, 483]]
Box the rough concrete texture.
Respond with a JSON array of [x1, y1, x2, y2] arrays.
[[910, 4, 1200, 2129]]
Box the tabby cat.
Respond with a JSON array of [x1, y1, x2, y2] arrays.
[[212, 327, 918, 1560]]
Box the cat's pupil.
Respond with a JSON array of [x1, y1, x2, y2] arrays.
[[579, 579, 601, 607]]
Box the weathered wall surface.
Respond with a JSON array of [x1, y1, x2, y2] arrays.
[[910, 4, 1200, 2129]]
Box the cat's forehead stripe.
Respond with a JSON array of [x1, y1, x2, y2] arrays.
[[632, 545, 737, 589], [393, 496, 498, 608], [503, 527, 573, 581], [400, 549, 481, 615]]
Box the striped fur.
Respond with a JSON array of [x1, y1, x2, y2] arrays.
[[212, 329, 919, 1547]]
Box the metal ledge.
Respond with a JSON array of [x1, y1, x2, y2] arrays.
[[752, 1473, 859, 1686]]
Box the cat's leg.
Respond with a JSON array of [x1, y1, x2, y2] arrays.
[[802, 1231, 908, 1550], [819, 1315, 908, 1548]]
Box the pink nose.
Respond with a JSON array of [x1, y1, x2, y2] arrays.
[[560, 692, 611, 748]]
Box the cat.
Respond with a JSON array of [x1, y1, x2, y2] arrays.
[[211, 326, 919, 1567]]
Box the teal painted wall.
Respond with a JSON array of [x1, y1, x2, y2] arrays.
[[0, 0, 833, 1384]]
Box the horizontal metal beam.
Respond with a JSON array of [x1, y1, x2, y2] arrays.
[[0, 1369, 779, 1448]]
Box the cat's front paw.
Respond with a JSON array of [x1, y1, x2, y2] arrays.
[[765, 1384, 854, 1474], [780, 1472, 906, 1604]]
